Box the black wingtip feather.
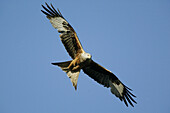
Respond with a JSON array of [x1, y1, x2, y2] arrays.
[[122, 86, 137, 107], [42, 4, 54, 16], [41, 10, 51, 17], [126, 89, 136, 97], [122, 97, 128, 107], [57, 8, 62, 16], [46, 3, 56, 15], [126, 92, 137, 104], [50, 3, 58, 14], [41, 3, 63, 19], [125, 85, 133, 91], [124, 94, 134, 107]]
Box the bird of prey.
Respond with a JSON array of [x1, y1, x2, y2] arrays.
[[41, 3, 137, 107]]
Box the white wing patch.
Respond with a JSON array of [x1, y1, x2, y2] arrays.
[[109, 80, 124, 97], [50, 17, 68, 32]]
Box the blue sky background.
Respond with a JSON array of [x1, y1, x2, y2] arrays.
[[0, 0, 170, 113]]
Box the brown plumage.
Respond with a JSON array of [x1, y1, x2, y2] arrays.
[[41, 3, 137, 107]]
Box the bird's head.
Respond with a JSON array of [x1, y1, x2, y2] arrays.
[[80, 52, 92, 62], [86, 53, 92, 59], [84, 53, 92, 59]]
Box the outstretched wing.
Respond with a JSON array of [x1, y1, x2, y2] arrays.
[[41, 3, 84, 59], [83, 60, 137, 107]]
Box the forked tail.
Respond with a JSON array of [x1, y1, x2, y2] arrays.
[[52, 60, 80, 90]]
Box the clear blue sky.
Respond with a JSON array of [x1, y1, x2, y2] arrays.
[[0, 0, 170, 113]]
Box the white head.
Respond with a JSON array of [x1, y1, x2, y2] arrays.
[[80, 52, 92, 62]]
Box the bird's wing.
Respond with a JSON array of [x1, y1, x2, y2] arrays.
[[41, 3, 84, 59], [82, 60, 137, 107]]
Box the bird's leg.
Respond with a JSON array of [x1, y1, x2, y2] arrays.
[[67, 57, 78, 69], [72, 65, 80, 71]]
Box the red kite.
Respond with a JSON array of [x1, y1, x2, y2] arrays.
[[41, 3, 137, 107]]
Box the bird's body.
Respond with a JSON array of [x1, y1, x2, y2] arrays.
[[52, 52, 92, 90], [41, 3, 137, 107]]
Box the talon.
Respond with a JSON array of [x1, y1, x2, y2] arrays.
[[67, 64, 71, 69], [72, 65, 80, 70], [67, 57, 79, 69]]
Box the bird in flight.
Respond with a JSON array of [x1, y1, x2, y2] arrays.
[[41, 3, 137, 107]]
